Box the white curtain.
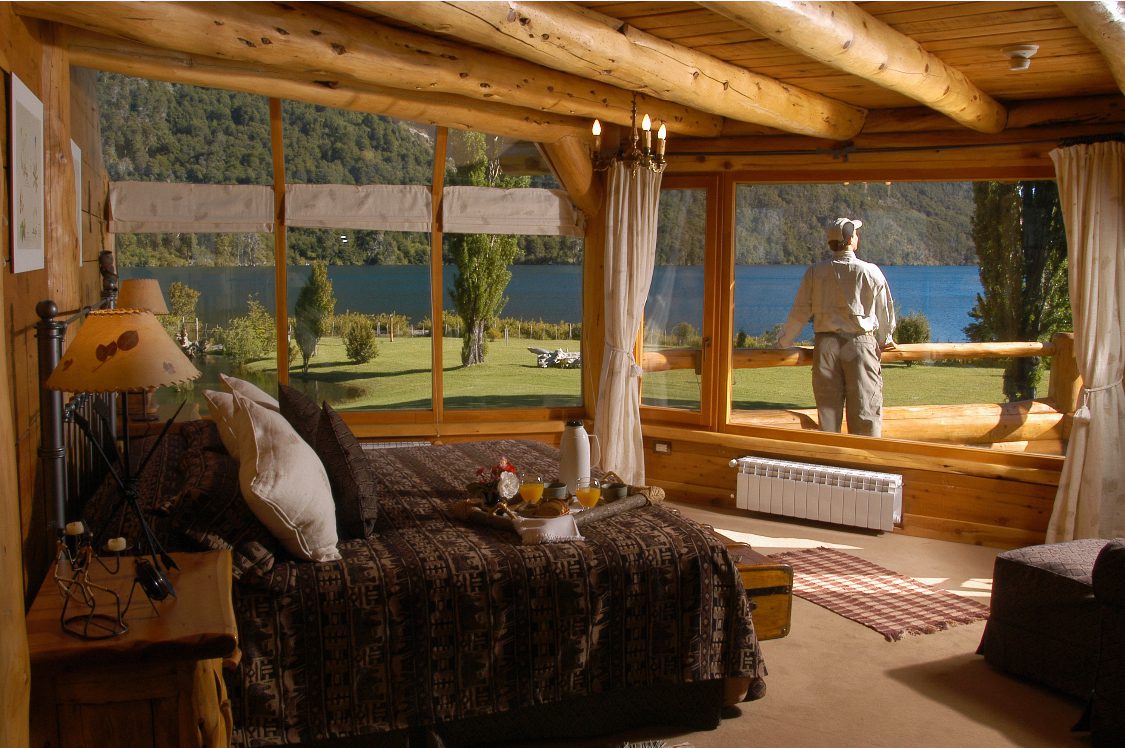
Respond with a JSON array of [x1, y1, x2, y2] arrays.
[[594, 162, 663, 485], [1047, 140, 1125, 541]]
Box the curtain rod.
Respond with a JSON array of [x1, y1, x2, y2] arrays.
[[672, 131, 1125, 161]]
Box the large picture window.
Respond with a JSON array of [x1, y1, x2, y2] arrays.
[[726, 180, 1071, 454], [441, 131, 584, 412], [99, 73, 586, 427], [282, 100, 436, 411], [102, 73, 278, 420], [642, 177, 718, 424]]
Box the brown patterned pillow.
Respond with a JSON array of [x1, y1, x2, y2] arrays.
[[316, 403, 379, 539], [169, 446, 283, 579], [178, 418, 224, 453], [278, 383, 321, 449]]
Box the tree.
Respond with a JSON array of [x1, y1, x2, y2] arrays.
[[895, 309, 931, 367], [446, 131, 529, 366], [965, 181, 1070, 401], [293, 261, 336, 374], [213, 295, 275, 366], [339, 313, 379, 364], [167, 281, 200, 319]]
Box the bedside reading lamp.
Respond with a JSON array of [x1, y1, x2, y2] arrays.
[[115, 278, 171, 422], [45, 308, 200, 634]]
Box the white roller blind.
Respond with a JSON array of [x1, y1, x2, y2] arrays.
[[286, 183, 432, 232], [108, 182, 274, 233], [442, 186, 585, 236]]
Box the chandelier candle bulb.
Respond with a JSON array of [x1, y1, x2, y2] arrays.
[[591, 119, 602, 152], [642, 113, 652, 153], [106, 537, 127, 553], [657, 123, 667, 157]]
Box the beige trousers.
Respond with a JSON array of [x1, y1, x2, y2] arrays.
[[811, 332, 883, 437]]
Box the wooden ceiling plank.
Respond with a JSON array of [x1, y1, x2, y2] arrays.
[[1058, 1, 1125, 98], [702, 1, 1009, 133], [13, 0, 724, 137], [868, 2, 1062, 27], [356, 1, 866, 139], [892, 15, 1079, 41]]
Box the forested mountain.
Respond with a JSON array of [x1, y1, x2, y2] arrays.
[[99, 73, 974, 268]]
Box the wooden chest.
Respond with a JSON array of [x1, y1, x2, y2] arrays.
[[714, 533, 794, 640]]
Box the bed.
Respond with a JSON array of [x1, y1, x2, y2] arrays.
[[38, 302, 766, 747]]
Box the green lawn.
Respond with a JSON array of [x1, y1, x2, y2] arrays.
[[227, 335, 1014, 413], [245, 334, 584, 410]]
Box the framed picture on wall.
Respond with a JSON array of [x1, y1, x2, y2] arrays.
[[9, 73, 45, 274], [71, 139, 83, 263]]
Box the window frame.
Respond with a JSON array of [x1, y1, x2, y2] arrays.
[[639, 174, 724, 430]]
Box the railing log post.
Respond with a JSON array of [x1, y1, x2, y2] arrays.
[[1047, 332, 1082, 414]]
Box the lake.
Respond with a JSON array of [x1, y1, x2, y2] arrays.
[[122, 264, 982, 343]]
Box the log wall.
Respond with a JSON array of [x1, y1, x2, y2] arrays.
[[2, 7, 108, 745], [643, 425, 1061, 549]]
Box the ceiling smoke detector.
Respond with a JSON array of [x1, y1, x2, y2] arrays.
[[1003, 44, 1040, 71]]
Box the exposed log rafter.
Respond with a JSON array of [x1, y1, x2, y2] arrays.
[[353, 1, 867, 140], [64, 29, 589, 143], [701, 1, 1009, 134], [1059, 1, 1125, 98], [13, 0, 723, 137]]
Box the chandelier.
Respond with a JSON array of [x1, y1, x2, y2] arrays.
[[592, 93, 667, 174]]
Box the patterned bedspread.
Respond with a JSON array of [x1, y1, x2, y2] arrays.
[[91, 432, 763, 746]]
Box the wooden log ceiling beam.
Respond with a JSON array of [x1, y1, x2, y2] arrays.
[[13, 1, 722, 138], [63, 29, 588, 143], [1059, 1, 1125, 98], [701, 1, 1009, 134], [352, 1, 866, 140]]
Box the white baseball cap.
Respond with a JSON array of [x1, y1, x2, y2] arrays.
[[827, 217, 862, 243]]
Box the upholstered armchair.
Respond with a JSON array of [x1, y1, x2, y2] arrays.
[[978, 537, 1124, 747], [1089, 539, 1124, 747]]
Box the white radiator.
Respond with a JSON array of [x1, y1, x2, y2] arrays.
[[729, 456, 903, 531]]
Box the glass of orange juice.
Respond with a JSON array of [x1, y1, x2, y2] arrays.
[[576, 477, 601, 509], [518, 473, 545, 504]]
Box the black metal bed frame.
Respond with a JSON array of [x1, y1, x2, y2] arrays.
[[35, 251, 119, 536]]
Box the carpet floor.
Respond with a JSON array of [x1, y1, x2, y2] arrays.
[[527, 503, 1087, 748]]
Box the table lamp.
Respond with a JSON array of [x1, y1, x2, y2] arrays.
[[115, 278, 171, 421], [45, 308, 200, 623], [116, 278, 169, 315]]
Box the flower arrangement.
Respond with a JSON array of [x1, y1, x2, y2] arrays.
[[467, 457, 521, 505]]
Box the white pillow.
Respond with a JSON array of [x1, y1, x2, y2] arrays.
[[220, 372, 279, 411], [202, 389, 240, 461], [231, 392, 340, 562]]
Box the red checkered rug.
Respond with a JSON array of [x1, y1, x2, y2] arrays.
[[770, 546, 989, 641]]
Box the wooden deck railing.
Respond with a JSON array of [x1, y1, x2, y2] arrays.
[[641, 332, 1080, 452]]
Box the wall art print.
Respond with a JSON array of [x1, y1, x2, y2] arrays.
[[72, 139, 83, 262], [10, 73, 45, 273]]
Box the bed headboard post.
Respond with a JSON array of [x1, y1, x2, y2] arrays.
[[99, 249, 119, 308], [35, 300, 68, 535]]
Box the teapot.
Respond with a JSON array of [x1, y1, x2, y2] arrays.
[[559, 419, 601, 496]]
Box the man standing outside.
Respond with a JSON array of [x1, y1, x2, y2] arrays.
[[778, 217, 896, 436]]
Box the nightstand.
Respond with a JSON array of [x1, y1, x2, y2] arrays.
[[27, 549, 238, 748]]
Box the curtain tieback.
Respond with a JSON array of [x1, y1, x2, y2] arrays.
[[1073, 377, 1123, 423], [606, 343, 643, 377]]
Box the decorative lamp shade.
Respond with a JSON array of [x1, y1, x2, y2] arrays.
[[45, 309, 201, 393], [116, 278, 169, 314]]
